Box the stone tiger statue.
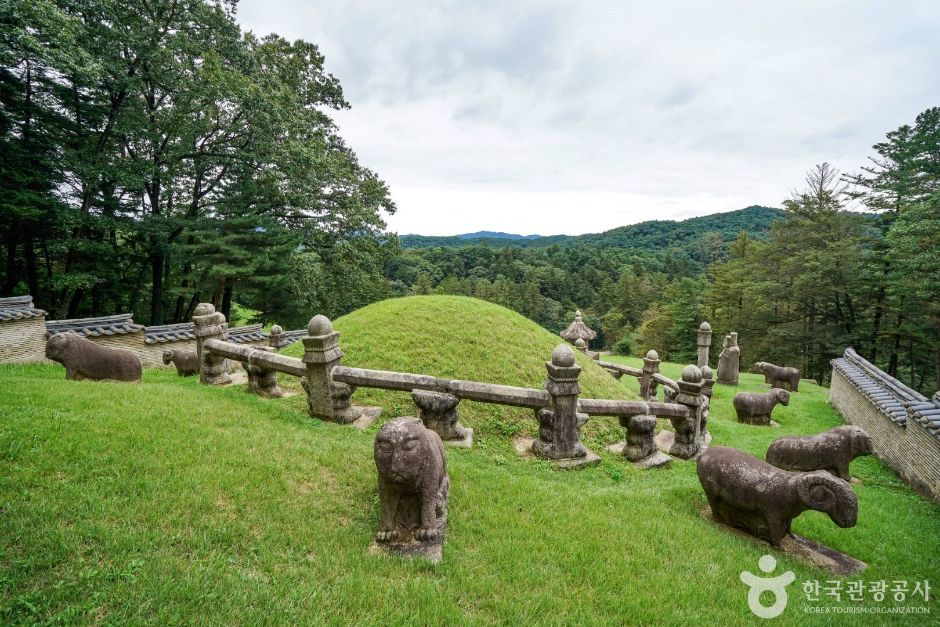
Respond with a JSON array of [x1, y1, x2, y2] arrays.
[[374, 417, 449, 544]]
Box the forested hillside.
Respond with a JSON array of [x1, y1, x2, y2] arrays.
[[400, 205, 782, 249]]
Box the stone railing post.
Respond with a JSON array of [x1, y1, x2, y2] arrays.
[[412, 390, 473, 447], [697, 321, 712, 368], [699, 365, 714, 445], [268, 324, 284, 350], [244, 346, 282, 397], [621, 414, 664, 467], [668, 365, 703, 459], [531, 344, 597, 467], [640, 349, 661, 401], [301, 315, 381, 428], [192, 302, 231, 385], [301, 315, 349, 422]]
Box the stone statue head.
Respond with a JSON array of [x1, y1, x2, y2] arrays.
[[796, 471, 858, 528], [45, 333, 72, 361], [773, 388, 791, 406], [374, 417, 431, 486], [162, 350, 174, 365], [844, 425, 873, 456]]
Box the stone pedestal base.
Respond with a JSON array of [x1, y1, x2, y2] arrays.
[[223, 371, 244, 385], [513, 437, 600, 469], [349, 406, 382, 430], [655, 430, 708, 459], [443, 428, 474, 448], [369, 539, 442, 564], [605, 442, 672, 468], [700, 506, 865, 575]]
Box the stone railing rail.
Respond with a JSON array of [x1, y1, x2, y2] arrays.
[[192, 303, 711, 467], [203, 338, 307, 378], [331, 365, 551, 409], [597, 360, 679, 394]]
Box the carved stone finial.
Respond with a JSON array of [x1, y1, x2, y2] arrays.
[[699, 321, 711, 332], [551, 343, 576, 367], [307, 314, 333, 337], [681, 364, 703, 384], [193, 302, 215, 317], [645, 349, 659, 360]]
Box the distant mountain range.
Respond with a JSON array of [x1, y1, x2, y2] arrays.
[[454, 231, 543, 240], [400, 205, 785, 250]]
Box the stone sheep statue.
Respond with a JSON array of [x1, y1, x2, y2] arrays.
[[732, 388, 790, 425], [162, 349, 199, 377], [697, 446, 858, 545], [45, 332, 142, 382], [766, 425, 873, 481], [374, 417, 450, 551], [754, 362, 800, 391]]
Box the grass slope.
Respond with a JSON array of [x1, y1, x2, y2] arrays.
[[0, 298, 938, 625]]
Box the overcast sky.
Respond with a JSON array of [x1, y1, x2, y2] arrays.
[[237, 1, 940, 236]]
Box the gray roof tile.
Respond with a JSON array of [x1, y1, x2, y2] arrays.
[[0, 295, 46, 321], [46, 313, 143, 338]]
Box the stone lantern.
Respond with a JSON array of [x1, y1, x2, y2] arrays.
[[560, 309, 597, 348]]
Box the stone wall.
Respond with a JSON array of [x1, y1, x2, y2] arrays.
[[0, 296, 48, 364], [830, 349, 940, 504], [0, 317, 47, 364], [0, 298, 304, 367]]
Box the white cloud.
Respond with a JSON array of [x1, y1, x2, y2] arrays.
[[237, 0, 940, 235]]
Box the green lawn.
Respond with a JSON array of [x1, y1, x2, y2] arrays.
[[1, 297, 938, 625]]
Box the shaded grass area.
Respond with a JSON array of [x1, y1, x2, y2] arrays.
[[0, 297, 937, 625]]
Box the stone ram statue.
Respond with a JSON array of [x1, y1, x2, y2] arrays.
[[732, 388, 790, 425], [162, 349, 199, 377], [45, 332, 142, 382], [754, 361, 800, 391], [697, 446, 858, 545], [374, 417, 450, 551], [766, 425, 873, 481]]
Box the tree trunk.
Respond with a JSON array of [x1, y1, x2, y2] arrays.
[[67, 288, 84, 318], [24, 236, 39, 299], [935, 349, 940, 394], [888, 315, 902, 377], [150, 249, 164, 325], [220, 278, 234, 322], [2, 222, 18, 295]]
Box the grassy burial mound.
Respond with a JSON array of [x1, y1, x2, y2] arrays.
[[1, 297, 939, 624], [280, 295, 634, 449]]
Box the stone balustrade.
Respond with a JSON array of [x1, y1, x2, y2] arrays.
[[192, 303, 709, 466]]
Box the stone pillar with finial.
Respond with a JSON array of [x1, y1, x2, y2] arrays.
[[696, 321, 712, 368], [268, 324, 285, 350], [639, 349, 661, 401], [655, 364, 703, 459], [301, 314, 380, 427], [192, 302, 231, 385], [531, 344, 599, 468], [699, 365, 714, 445]]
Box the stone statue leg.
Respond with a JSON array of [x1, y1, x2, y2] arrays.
[[376, 481, 401, 542]]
